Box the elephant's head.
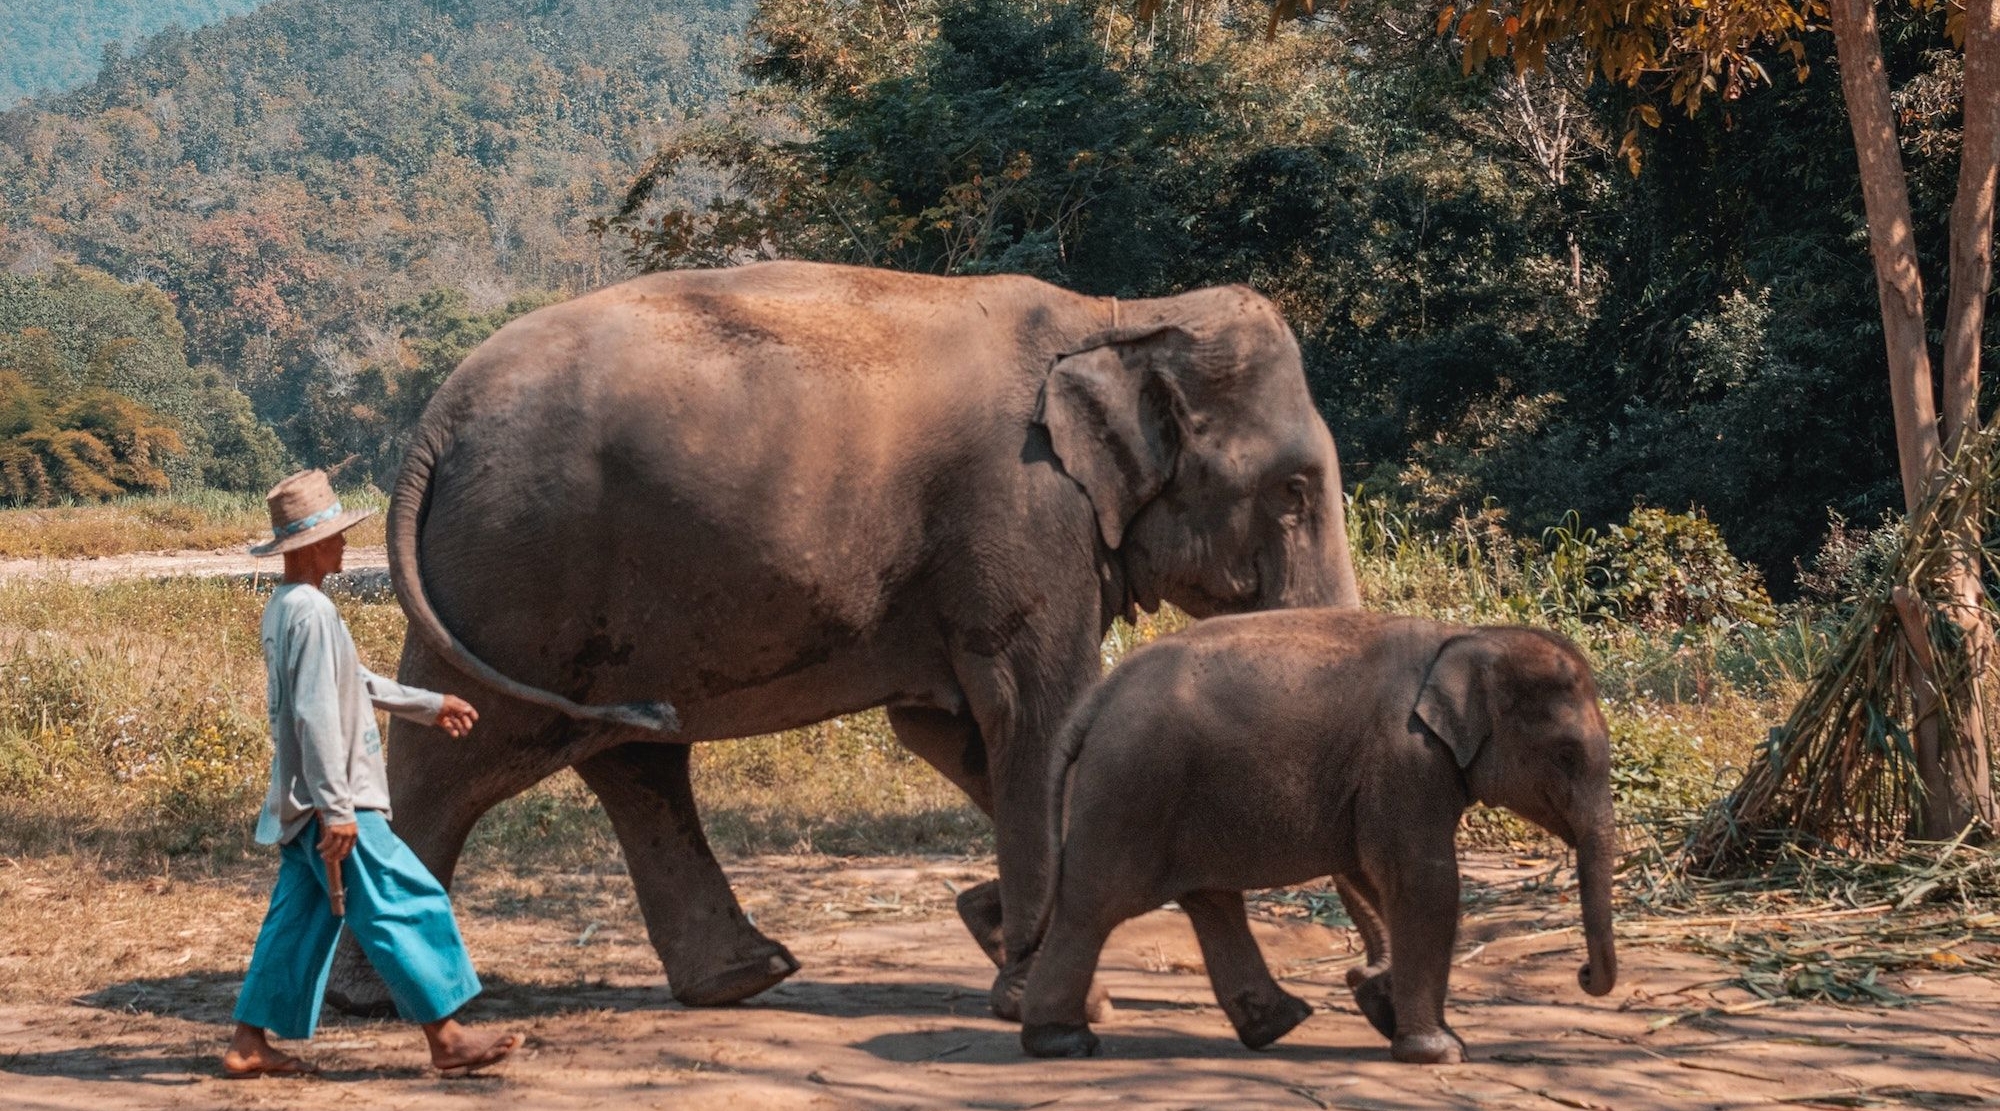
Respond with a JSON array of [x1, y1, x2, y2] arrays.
[[1416, 627, 1619, 998], [1036, 286, 1359, 619]]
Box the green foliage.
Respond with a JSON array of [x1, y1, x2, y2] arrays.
[[0, 375, 184, 504], [611, 0, 1252, 293], [610, 0, 1984, 586], [1593, 507, 1778, 632], [0, 264, 283, 494], [316, 287, 559, 481], [0, 0, 750, 477], [0, 1, 271, 107]]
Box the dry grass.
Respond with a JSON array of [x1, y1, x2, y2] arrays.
[[1687, 424, 2000, 869], [0, 498, 1808, 874], [0, 490, 389, 560], [0, 575, 993, 873]]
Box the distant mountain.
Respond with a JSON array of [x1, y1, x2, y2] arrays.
[[0, 1, 273, 107], [0, 0, 750, 477]]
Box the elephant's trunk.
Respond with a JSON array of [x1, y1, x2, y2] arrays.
[[1573, 801, 1619, 997]]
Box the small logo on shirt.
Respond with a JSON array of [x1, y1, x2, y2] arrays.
[[363, 724, 382, 755]]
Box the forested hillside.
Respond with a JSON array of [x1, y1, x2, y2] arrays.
[[610, 0, 1987, 580], [0, 0, 747, 489], [0, 1, 271, 107], [1, 0, 1984, 581]]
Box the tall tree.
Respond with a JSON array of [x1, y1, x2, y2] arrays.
[[1264, 0, 1999, 835]]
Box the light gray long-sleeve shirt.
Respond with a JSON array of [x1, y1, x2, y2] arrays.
[[256, 582, 446, 845]]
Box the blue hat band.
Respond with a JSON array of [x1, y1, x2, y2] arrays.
[[274, 501, 343, 539]]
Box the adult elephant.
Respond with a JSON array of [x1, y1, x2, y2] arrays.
[[328, 260, 1360, 1014]]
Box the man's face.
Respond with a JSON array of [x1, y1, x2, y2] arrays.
[[310, 531, 346, 575]]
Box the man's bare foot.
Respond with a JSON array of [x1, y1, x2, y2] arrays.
[[221, 1022, 318, 1078], [422, 1017, 522, 1076]]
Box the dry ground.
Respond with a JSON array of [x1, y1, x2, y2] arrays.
[[3, 851, 1998, 1111], [0, 546, 388, 585]]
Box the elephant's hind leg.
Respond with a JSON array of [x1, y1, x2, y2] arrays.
[[1180, 890, 1312, 1050], [887, 707, 1005, 965], [1018, 898, 1117, 1059], [326, 661, 579, 1015], [574, 741, 798, 1005]]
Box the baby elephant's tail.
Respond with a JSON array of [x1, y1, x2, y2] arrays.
[[1022, 678, 1116, 962]]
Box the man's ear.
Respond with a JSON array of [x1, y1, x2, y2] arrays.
[[1035, 327, 1189, 549], [1415, 633, 1499, 769]]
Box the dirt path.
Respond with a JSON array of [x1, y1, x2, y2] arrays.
[[2, 852, 1996, 1110], [0, 546, 389, 585]]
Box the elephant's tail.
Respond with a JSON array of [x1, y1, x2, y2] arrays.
[[388, 420, 679, 733], [1022, 678, 1113, 961]]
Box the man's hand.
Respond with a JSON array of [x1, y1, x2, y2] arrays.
[[319, 819, 359, 865], [435, 694, 478, 738]]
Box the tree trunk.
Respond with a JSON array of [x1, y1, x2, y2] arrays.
[[1830, 0, 1995, 838], [1831, 0, 1940, 510], [1942, 0, 2000, 458], [1935, 0, 2000, 834]]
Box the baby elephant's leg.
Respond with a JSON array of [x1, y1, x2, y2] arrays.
[[1334, 873, 1392, 990], [1180, 890, 1312, 1050], [1383, 862, 1469, 1065], [1338, 871, 1398, 1038], [1019, 898, 1117, 1058]]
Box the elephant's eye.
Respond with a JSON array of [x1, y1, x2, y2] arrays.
[[1281, 475, 1312, 521]]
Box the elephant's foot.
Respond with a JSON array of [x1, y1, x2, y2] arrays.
[[955, 881, 1007, 967], [1085, 980, 1115, 1024], [992, 964, 1112, 1024], [1353, 970, 1396, 1041], [989, 963, 1028, 1022], [1227, 989, 1312, 1051], [1344, 959, 1389, 991], [1022, 1022, 1100, 1058], [324, 944, 397, 1018], [1390, 1026, 1466, 1065], [670, 941, 801, 1007]]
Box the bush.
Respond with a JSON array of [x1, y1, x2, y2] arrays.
[[1592, 507, 1777, 632]]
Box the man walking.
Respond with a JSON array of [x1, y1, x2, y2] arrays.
[[223, 469, 520, 1078]]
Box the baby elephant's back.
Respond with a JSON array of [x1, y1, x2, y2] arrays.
[[1069, 609, 1451, 895]]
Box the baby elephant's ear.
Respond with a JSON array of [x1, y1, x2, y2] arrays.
[[1416, 633, 1498, 769]]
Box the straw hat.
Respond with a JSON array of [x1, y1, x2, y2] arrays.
[[249, 469, 376, 556]]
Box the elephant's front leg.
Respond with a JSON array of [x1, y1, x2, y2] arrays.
[[573, 741, 799, 1005], [958, 640, 1098, 1022], [1378, 847, 1467, 1064]]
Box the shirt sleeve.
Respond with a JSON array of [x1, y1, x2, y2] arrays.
[[359, 665, 446, 723], [288, 605, 356, 827]]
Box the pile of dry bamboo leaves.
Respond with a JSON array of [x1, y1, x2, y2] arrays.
[[1630, 829, 2000, 1005], [1683, 423, 2000, 871]]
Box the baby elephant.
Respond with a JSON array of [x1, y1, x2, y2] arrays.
[[1018, 609, 1618, 1064]]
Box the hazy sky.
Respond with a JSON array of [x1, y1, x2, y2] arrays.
[[0, 0, 274, 106]]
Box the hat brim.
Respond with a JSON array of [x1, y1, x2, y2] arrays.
[[249, 507, 376, 557]]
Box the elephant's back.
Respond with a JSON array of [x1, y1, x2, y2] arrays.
[[400, 263, 1096, 735]]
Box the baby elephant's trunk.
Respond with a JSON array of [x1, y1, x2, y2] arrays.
[[1573, 802, 1619, 997]]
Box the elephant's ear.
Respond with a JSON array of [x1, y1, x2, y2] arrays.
[[1416, 633, 1499, 769], [1036, 328, 1190, 549]]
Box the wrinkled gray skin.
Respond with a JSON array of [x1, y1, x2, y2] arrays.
[[1018, 609, 1618, 1064], [325, 261, 1360, 1015]]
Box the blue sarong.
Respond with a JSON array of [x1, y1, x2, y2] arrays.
[[233, 811, 481, 1040]]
